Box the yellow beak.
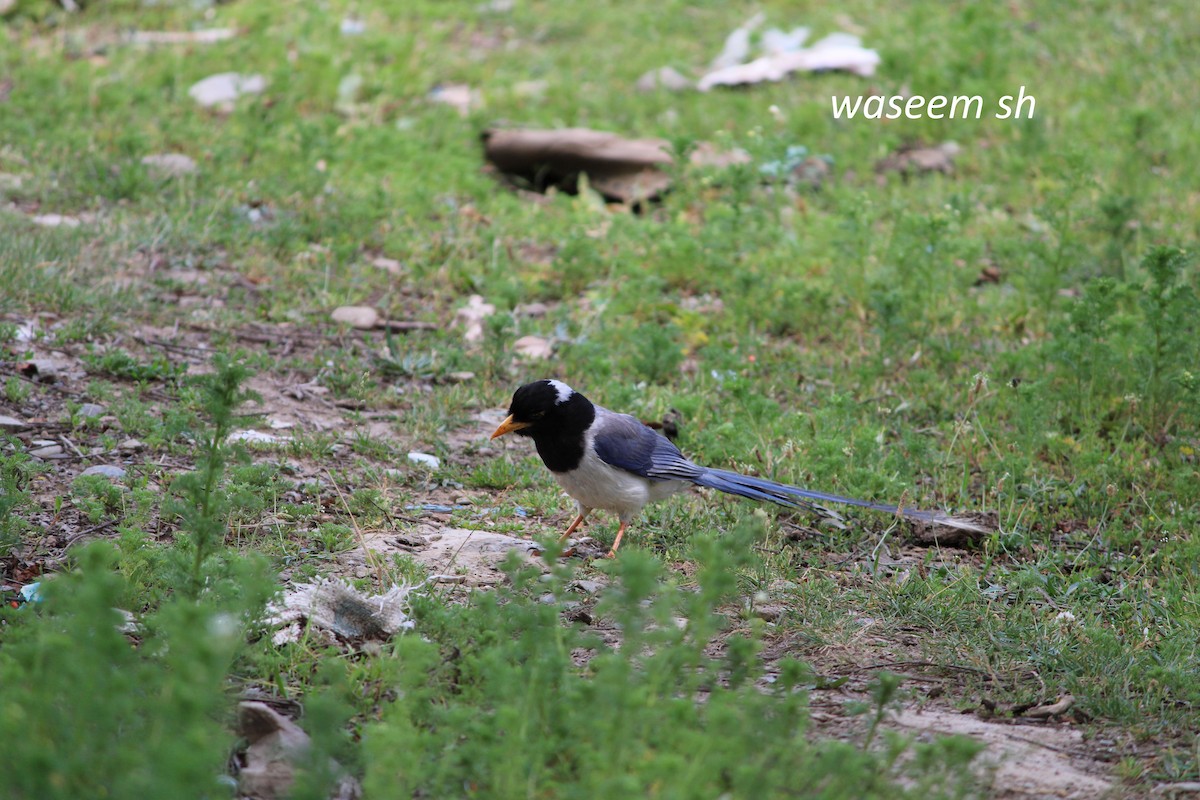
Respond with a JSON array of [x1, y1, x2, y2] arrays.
[[490, 414, 531, 440]]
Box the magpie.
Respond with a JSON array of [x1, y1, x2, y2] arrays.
[[491, 379, 985, 556]]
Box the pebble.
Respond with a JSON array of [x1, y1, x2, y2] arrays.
[[29, 444, 65, 459], [330, 305, 379, 329], [31, 214, 81, 228], [188, 72, 266, 108], [227, 429, 287, 444], [141, 153, 197, 177], [0, 415, 26, 429], [76, 403, 106, 419], [118, 438, 145, 451], [636, 66, 692, 92], [80, 465, 126, 479], [512, 335, 553, 359], [407, 452, 440, 469], [371, 257, 403, 274]]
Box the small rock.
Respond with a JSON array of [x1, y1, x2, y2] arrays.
[[428, 84, 478, 117], [18, 359, 67, 380], [128, 28, 235, 45], [188, 72, 267, 108], [514, 302, 549, 318], [330, 305, 379, 329], [80, 465, 126, 479], [118, 438, 145, 451], [31, 214, 81, 228], [336, 73, 363, 113], [141, 153, 197, 177], [513, 335, 553, 359], [76, 403, 106, 419], [752, 604, 784, 623], [445, 371, 476, 383], [636, 66, 692, 92], [227, 429, 287, 445], [876, 141, 961, 176], [371, 257, 403, 274], [0, 415, 26, 429], [407, 452, 440, 469], [340, 16, 366, 35], [571, 580, 604, 595], [513, 80, 549, 99], [689, 142, 753, 169], [29, 444, 65, 460]]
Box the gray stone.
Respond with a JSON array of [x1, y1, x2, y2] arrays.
[[188, 72, 266, 108], [29, 444, 65, 459], [141, 153, 197, 177], [330, 305, 379, 329], [76, 403, 106, 419], [80, 464, 126, 479]]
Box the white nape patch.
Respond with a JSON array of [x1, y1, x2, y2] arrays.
[[547, 379, 574, 405]]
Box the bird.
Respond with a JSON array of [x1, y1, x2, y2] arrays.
[[490, 379, 985, 557]]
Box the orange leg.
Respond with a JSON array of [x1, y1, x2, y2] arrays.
[[605, 521, 628, 558], [558, 511, 588, 543]]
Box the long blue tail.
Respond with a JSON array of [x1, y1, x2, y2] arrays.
[[692, 468, 985, 532]]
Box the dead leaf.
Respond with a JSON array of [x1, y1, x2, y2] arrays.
[[1020, 694, 1075, 719], [974, 265, 1003, 285]]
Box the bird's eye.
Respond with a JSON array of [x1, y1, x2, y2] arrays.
[[531, 411, 546, 419]]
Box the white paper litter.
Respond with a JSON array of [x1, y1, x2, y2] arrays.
[[266, 578, 417, 645], [227, 429, 289, 444], [698, 22, 880, 91]]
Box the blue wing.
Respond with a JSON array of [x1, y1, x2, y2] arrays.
[[590, 410, 704, 482]]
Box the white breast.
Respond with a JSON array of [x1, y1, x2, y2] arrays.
[[553, 430, 686, 521]]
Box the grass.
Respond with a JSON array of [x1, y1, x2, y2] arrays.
[[1, 0, 1198, 797]]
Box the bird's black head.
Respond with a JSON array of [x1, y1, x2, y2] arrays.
[[493, 380, 594, 439], [490, 380, 595, 472]]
